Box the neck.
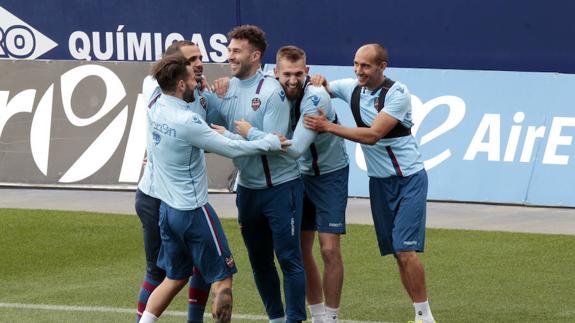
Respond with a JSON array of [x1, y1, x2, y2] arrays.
[[239, 63, 261, 80], [365, 75, 386, 91]]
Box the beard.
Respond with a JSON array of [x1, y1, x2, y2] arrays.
[[182, 84, 195, 103], [283, 81, 304, 101]]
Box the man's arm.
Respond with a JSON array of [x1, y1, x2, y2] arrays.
[[304, 109, 398, 145], [186, 114, 288, 158]]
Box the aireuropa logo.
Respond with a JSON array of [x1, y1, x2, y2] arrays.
[[0, 6, 58, 59]]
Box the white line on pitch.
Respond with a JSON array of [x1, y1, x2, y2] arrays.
[[0, 302, 392, 322]]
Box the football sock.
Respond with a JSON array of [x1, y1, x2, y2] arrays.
[[137, 275, 161, 322], [414, 300, 434, 321]]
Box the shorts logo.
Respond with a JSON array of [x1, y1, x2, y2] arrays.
[[251, 97, 261, 111], [225, 256, 235, 268], [310, 95, 320, 106], [403, 240, 418, 246], [328, 223, 343, 227], [199, 96, 207, 110], [152, 131, 161, 145]]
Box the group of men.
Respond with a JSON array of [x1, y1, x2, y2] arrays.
[[134, 24, 436, 323]]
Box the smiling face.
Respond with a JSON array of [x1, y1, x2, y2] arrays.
[[227, 38, 260, 80], [274, 58, 308, 101], [354, 45, 386, 90]]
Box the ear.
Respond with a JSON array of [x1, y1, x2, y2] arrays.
[[305, 66, 310, 74], [177, 79, 186, 92], [252, 50, 262, 62], [274, 66, 279, 78], [380, 61, 388, 70]]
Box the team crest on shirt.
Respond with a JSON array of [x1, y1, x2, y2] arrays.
[[279, 90, 286, 102], [225, 256, 235, 268], [310, 95, 320, 106], [199, 96, 207, 110], [251, 97, 261, 111], [152, 131, 161, 145]]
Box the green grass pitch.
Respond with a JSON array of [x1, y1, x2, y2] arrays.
[[1, 208, 573, 322]]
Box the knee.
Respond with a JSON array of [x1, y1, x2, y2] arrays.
[[277, 253, 304, 274], [395, 251, 417, 268], [320, 244, 342, 266]]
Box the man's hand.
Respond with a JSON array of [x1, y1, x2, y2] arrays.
[[211, 77, 231, 98], [211, 123, 227, 135], [304, 108, 330, 132], [198, 76, 209, 91], [234, 118, 252, 138], [309, 74, 331, 94], [276, 133, 291, 151]]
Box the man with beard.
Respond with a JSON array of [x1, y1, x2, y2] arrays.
[[136, 40, 221, 323], [212, 26, 306, 323], [139, 54, 289, 323], [304, 44, 436, 323], [233, 46, 349, 323]]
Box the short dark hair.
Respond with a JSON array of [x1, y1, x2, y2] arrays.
[[276, 45, 306, 64], [164, 40, 195, 56], [151, 54, 191, 93], [227, 25, 267, 56], [367, 43, 389, 65]]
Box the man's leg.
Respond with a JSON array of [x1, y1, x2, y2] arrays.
[[141, 278, 189, 322], [267, 179, 306, 323], [396, 251, 427, 302], [210, 277, 233, 323], [301, 231, 326, 322], [134, 190, 165, 322], [318, 232, 343, 320], [188, 267, 211, 323], [237, 186, 285, 320]]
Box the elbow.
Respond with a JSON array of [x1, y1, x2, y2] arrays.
[[362, 134, 380, 145]]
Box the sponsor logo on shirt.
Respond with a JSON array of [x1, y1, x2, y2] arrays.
[[310, 95, 320, 106], [251, 97, 261, 111]]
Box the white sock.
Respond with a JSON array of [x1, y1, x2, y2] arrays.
[[309, 303, 327, 322], [139, 311, 158, 323], [269, 316, 285, 323], [414, 300, 434, 321], [325, 306, 339, 322]]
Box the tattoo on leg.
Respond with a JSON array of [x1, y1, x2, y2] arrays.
[[212, 287, 232, 323]]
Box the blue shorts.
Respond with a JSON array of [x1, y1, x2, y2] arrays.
[[301, 165, 349, 234], [369, 169, 428, 256], [157, 202, 237, 282]]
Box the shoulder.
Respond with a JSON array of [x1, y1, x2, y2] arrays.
[[261, 77, 287, 102], [387, 81, 411, 100], [330, 78, 358, 89]]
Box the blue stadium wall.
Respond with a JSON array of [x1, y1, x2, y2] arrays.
[[1, 1, 574, 206]]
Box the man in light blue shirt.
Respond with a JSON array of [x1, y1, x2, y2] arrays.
[[304, 44, 436, 323], [136, 40, 217, 323], [234, 46, 349, 323], [139, 54, 287, 323], [214, 26, 306, 323]]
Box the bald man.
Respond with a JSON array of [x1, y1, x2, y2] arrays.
[[305, 44, 436, 323]]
